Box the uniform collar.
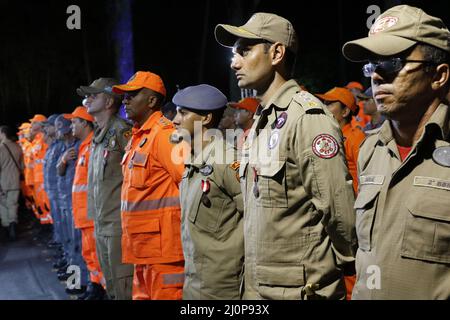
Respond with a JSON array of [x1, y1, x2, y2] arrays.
[[185, 135, 224, 168], [377, 103, 450, 146], [94, 115, 115, 144], [262, 79, 300, 112], [132, 111, 163, 136]]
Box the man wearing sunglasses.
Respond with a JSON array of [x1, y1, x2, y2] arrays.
[[343, 5, 450, 299]]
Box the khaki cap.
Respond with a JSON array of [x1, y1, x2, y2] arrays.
[[77, 78, 121, 97], [343, 5, 450, 62], [215, 12, 298, 53]]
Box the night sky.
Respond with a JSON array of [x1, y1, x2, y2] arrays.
[[1, 0, 449, 128]]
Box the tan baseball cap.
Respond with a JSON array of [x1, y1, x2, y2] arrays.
[[215, 12, 298, 53], [77, 78, 121, 97], [343, 5, 450, 62]]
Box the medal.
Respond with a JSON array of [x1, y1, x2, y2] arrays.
[[201, 179, 210, 193], [201, 194, 211, 207]]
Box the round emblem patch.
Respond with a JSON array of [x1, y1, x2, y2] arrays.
[[432, 146, 450, 167], [312, 134, 339, 159], [275, 112, 288, 129], [268, 130, 280, 149]]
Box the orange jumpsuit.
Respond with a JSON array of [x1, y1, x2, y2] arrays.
[[121, 111, 185, 300], [21, 139, 35, 211], [342, 123, 365, 300], [31, 133, 52, 224], [72, 132, 105, 286]]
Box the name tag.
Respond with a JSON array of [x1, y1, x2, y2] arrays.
[[359, 175, 385, 185], [414, 176, 450, 191]]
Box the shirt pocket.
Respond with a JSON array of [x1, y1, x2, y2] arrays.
[[127, 217, 162, 258], [354, 184, 382, 252], [257, 158, 288, 208], [256, 263, 305, 300], [130, 151, 149, 189], [401, 186, 450, 264]]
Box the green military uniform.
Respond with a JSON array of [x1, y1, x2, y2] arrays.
[[353, 104, 450, 299], [180, 136, 244, 300], [88, 114, 134, 300], [240, 80, 357, 300]]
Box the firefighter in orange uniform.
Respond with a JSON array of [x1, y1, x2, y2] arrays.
[[65, 106, 107, 300], [29, 114, 52, 225], [113, 71, 185, 300], [18, 123, 34, 212]]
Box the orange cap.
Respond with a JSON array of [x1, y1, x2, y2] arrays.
[[345, 81, 364, 91], [112, 71, 166, 97], [229, 97, 260, 113], [63, 106, 95, 122], [29, 114, 47, 123], [316, 87, 358, 114], [18, 122, 31, 130]]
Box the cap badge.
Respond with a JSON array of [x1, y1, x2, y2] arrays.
[[432, 147, 450, 167], [312, 134, 339, 159], [370, 16, 399, 35]]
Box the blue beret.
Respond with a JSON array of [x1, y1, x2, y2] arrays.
[[55, 115, 72, 135], [43, 114, 61, 127], [172, 84, 228, 112]]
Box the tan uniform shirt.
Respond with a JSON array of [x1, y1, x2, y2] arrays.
[[0, 140, 23, 191], [240, 80, 356, 300], [353, 103, 450, 300], [180, 137, 244, 300], [88, 115, 132, 236]]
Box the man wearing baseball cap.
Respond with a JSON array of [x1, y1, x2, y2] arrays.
[[316, 87, 366, 194], [65, 106, 106, 299], [114, 71, 185, 300], [342, 5, 450, 299], [77, 77, 134, 300], [229, 97, 259, 151], [215, 13, 356, 300], [172, 84, 244, 299]]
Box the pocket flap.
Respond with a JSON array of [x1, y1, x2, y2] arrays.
[[406, 187, 450, 222], [259, 159, 285, 177], [128, 218, 160, 234], [132, 151, 149, 167], [256, 264, 305, 286], [354, 184, 382, 209]]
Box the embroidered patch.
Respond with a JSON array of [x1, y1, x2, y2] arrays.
[[199, 165, 214, 176], [414, 176, 450, 191], [230, 161, 240, 171], [275, 112, 288, 129], [370, 16, 399, 34], [360, 175, 385, 185], [312, 134, 339, 159], [268, 130, 280, 150]]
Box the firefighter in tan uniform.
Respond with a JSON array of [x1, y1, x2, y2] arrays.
[[342, 5, 450, 299], [172, 84, 244, 300], [215, 13, 357, 300]]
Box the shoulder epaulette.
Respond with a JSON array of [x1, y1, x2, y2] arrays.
[[292, 91, 326, 114]]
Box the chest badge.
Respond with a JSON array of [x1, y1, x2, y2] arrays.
[[275, 112, 288, 129], [139, 138, 148, 148], [268, 130, 280, 150], [432, 146, 450, 167], [312, 134, 339, 159], [199, 165, 214, 176]]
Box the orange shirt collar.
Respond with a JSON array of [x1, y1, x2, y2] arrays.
[[132, 111, 163, 136]]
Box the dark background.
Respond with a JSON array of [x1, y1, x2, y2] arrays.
[[1, 0, 449, 128]]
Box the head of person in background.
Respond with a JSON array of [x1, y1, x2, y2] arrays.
[[54, 114, 74, 142], [218, 106, 237, 132], [113, 71, 166, 127], [357, 87, 386, 133], [42, 114, 60, 143], [162, 101, 177, 121], [316, 87, 358, 129], [229, 97, 259, 132], [172, 84, 228, 154], [64, 106, 95, 140], [0, 125, 16, 143], [345, 81, 364, 100], [29, 114, 47, 140], [77, 78, 123, 127]]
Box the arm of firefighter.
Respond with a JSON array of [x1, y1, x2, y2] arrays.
[[156, 130, 185, 185], [295, 112, 357, 265]]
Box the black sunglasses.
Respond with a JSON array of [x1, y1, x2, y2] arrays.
[[362, 57, 437, 77]]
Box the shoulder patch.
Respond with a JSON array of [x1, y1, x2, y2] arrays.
[[158, 117, 172, 129], [312, 134, 339, 159], [293, 91, 325, 114], [230, 161, 240, 171]]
